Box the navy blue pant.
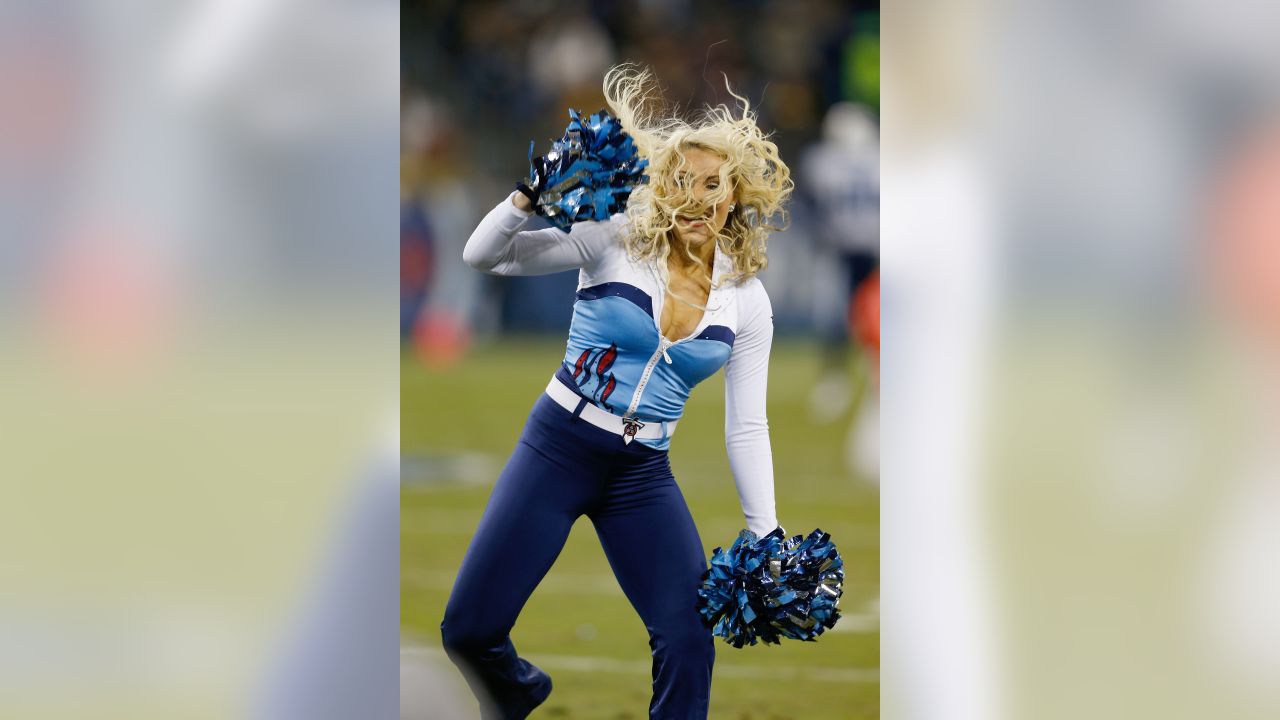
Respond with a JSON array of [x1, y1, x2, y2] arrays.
[[440, 392, 714, 719]]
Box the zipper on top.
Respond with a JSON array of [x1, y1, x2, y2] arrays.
[[624, 336, 680, 419], [624, 248, 724, 421]]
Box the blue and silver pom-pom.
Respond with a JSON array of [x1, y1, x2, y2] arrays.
[[517, 108, 649, 230], [697, 528, 844, 648]]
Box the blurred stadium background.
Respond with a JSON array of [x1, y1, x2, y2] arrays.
[[400, 1, 880, 717], [6, 0, 1280, 717]]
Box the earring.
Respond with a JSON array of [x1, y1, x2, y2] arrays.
[[729, 203, 737, 211]]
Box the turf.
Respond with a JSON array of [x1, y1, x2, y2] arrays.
[[402, 338, 879, 719]]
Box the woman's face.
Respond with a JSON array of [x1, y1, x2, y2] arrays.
[[671, 147, 732, 251]]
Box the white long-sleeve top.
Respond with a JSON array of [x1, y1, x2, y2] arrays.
[[464, 193, 778, 536]]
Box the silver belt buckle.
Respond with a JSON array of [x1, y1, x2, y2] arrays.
[[621, 417, 645, 444]]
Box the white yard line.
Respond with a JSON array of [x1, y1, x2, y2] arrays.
[[404, 569, 627, 596], [403, 646, 878, 684], [401, 513, 881, 549], [407, 570, 881, 633], [828, 596, 881, 633]]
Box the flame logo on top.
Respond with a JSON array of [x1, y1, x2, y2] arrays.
[[571, 342, 618, 412]]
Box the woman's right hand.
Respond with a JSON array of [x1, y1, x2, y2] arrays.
[[515, 150, 548, 212], [511, 191, 533, 213]]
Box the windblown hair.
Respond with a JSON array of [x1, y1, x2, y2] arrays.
[[604, 64, 793, 286]]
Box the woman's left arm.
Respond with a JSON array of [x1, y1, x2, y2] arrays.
[[723, 280, 779, 538]]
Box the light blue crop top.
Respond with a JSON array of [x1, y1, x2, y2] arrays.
[[463, 193, 778, 535]]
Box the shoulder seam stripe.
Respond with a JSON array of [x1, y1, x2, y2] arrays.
[[575, 282, 654, 318], [692, 325, 736, 346]]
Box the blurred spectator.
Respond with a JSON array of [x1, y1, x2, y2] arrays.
[[801, 102, 880, 426], [401, 0, 880, 343], [400, 197, 434, 341]]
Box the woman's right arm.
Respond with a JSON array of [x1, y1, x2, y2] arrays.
[[462, 192, 611, 276]]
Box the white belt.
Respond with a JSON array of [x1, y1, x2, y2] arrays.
[[545, 377, 677, 444]]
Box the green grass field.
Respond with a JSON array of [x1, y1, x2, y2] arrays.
[[402, 338, 879, 719]]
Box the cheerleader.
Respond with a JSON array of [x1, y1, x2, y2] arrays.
[[440, 65, 793, 719]]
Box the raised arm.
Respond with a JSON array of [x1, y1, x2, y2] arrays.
[[463, 192, 614, 276], [723, 280, 779, 537]]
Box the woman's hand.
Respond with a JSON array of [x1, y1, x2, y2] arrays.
[[515, 152, 548, 212]]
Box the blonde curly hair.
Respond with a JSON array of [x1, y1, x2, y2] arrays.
[[603, 64, 793, 287]]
